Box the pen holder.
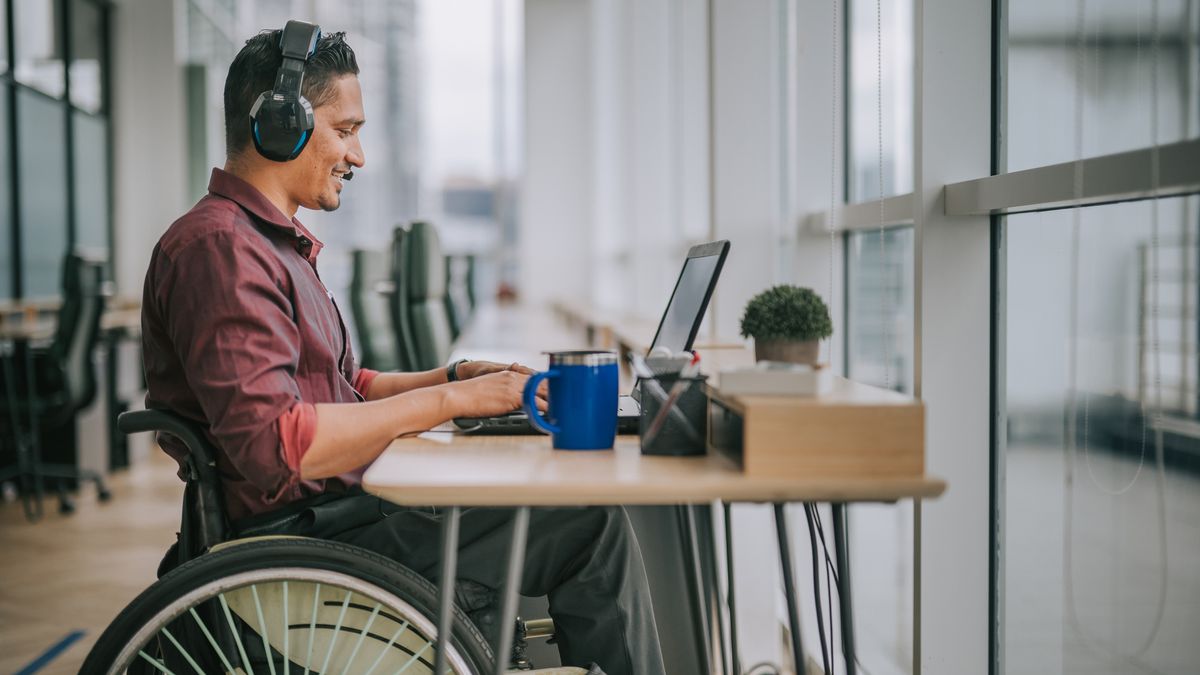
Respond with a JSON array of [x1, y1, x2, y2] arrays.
[[639, 374, 708, 456]]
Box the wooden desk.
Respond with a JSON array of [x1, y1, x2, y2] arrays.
[[365, 303, 942, 675], [365, 434, 944, 507]]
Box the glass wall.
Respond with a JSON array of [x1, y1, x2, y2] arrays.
[[0, 84, 10, 300], [847, 226, 915, 393], [13, 0, 65, 98], [842, 4, 918, 673], [72, 111, 109, 252], [1007, 0, 1199, 172], [0, 0, 111, 302], [1000, 0, 1200, 672], [847, 0, 913, 202], [1003, 197, 1200, 674], [17, 90, 69, 298]]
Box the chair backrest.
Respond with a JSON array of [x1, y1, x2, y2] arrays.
[[51, 254, 106, 412], [388, 225, 419, 371], [348, 249, 401, 372], [405, 221, 454, 371], [118, 409, 229, 563], [443, 255, 462, 341]]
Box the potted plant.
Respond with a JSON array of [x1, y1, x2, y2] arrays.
[[739, 285, 832, 365]]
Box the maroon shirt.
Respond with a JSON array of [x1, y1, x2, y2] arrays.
[[143, 168, 367, 521]]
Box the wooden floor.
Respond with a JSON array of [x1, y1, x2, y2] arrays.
[[0, 449, 183, 674]]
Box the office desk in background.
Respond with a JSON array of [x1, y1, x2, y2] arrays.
[[363, 302, 946, 675]]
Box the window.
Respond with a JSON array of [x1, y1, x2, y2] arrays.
[[0, 85, 10, 300], [13, 0, 65, 99], [997, 0, 1200, 671], [846, 226, 915, 394], [69, 0, 105, 113], [1007, 0, 1200, 172], [1002, 196, 1199, 672], [17, 89, 68, 299], [0, 0, 9, 75], [846, 0, 913, 202], [72, 110, 108, 253]]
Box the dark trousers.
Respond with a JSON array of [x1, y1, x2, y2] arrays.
[[249, 493, 667, 675]]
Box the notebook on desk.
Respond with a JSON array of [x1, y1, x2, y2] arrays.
[[454, 240, 731, 435]]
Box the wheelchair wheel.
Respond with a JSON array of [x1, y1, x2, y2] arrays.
[[81, 537, 493, 674]]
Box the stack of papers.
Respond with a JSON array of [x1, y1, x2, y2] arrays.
[[717, 362, 833, 396]]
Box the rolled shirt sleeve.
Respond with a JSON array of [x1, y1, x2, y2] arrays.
[[351, 367, 380, 399], [156, 230, 309, 503]]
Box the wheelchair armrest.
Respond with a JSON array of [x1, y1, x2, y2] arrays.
[[118, 409, 218, 469]]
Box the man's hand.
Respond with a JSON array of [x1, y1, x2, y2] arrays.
[[456, 360, 536, 379], [445, 370, 549, 419]]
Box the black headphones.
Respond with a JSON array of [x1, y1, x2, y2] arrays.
[[249, 20, 322, 162]]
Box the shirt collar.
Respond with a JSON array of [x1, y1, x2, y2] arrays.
[[207, 167, 325, 260]]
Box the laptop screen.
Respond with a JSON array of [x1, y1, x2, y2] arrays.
[[649, 253, 723, 353], [629, 240, 727, 405]]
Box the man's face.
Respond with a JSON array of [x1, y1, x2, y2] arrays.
[[288, 74, 365, 212]]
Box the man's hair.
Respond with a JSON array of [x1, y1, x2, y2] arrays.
[[223, 29, 359, 157]]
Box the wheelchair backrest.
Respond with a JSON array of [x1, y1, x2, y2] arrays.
[[117, 409, 230, 563]]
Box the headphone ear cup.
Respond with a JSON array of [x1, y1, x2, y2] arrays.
[[250, 93, 315, 162]]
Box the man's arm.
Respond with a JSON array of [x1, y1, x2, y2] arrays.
[[360, 368, 448, 400], [359, 361, 539, 401], [300, 370, 543, 479]]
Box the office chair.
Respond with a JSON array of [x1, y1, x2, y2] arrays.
[[445, 255, 464, 341], [389, 224, 421, 372], [405, 221, 455, 371], [349, 248, 402, 372], [0, 254, 112, 519], [84, 409, 572, 674]]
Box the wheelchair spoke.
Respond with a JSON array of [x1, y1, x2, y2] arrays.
[[218, 592, 256, 675], [282, 582, 289, 675], [303, 582, 321, 675], [251, 584, 278, 675], [189, 607, 237, 673], [360, 620, 410, 675], [136, 649, 177, 675], [394, 640, 434, 675], [318, 589, 353, 675], [340, 602, 382, 675], [159, 626, 206, 675]]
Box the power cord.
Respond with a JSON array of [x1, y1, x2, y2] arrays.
[[804, 505, 833, 675]]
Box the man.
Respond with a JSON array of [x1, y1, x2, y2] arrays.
[[141, 28, 666, 675]]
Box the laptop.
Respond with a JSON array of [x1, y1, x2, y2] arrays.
[[454, 240, 731, 435]]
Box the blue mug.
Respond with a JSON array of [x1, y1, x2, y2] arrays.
[[522, 351, 619, 450]]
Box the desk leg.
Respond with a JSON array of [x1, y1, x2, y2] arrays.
[[678, 505, 713, 675], [434, 506, 462, 675], [706, 504, 730, 675], [0, 351, 33, 517], [723, 502, 741, 675], [492, 506, 530, 675], [832, 504, 857, 675], [774, 503, 806, 675], [21, 345, 44, 518]]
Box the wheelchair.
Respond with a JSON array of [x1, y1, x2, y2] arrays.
[[81, 409, 575, 675]]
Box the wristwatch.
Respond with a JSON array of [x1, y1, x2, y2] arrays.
[[447, 358, 470, 382]]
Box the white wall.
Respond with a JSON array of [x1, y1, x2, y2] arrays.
[[111, 0, 189, 297], [520, 0, 593, 306]]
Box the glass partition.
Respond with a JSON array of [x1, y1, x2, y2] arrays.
[[14, 0, 65, 99], [847, 0, 914, 202], [1006, 0, 1200, 172], [72, 110, 108, 253], [17, 89, 68, 298], [1003, 196, 1200, 673], [69, 0, 104, 113]]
